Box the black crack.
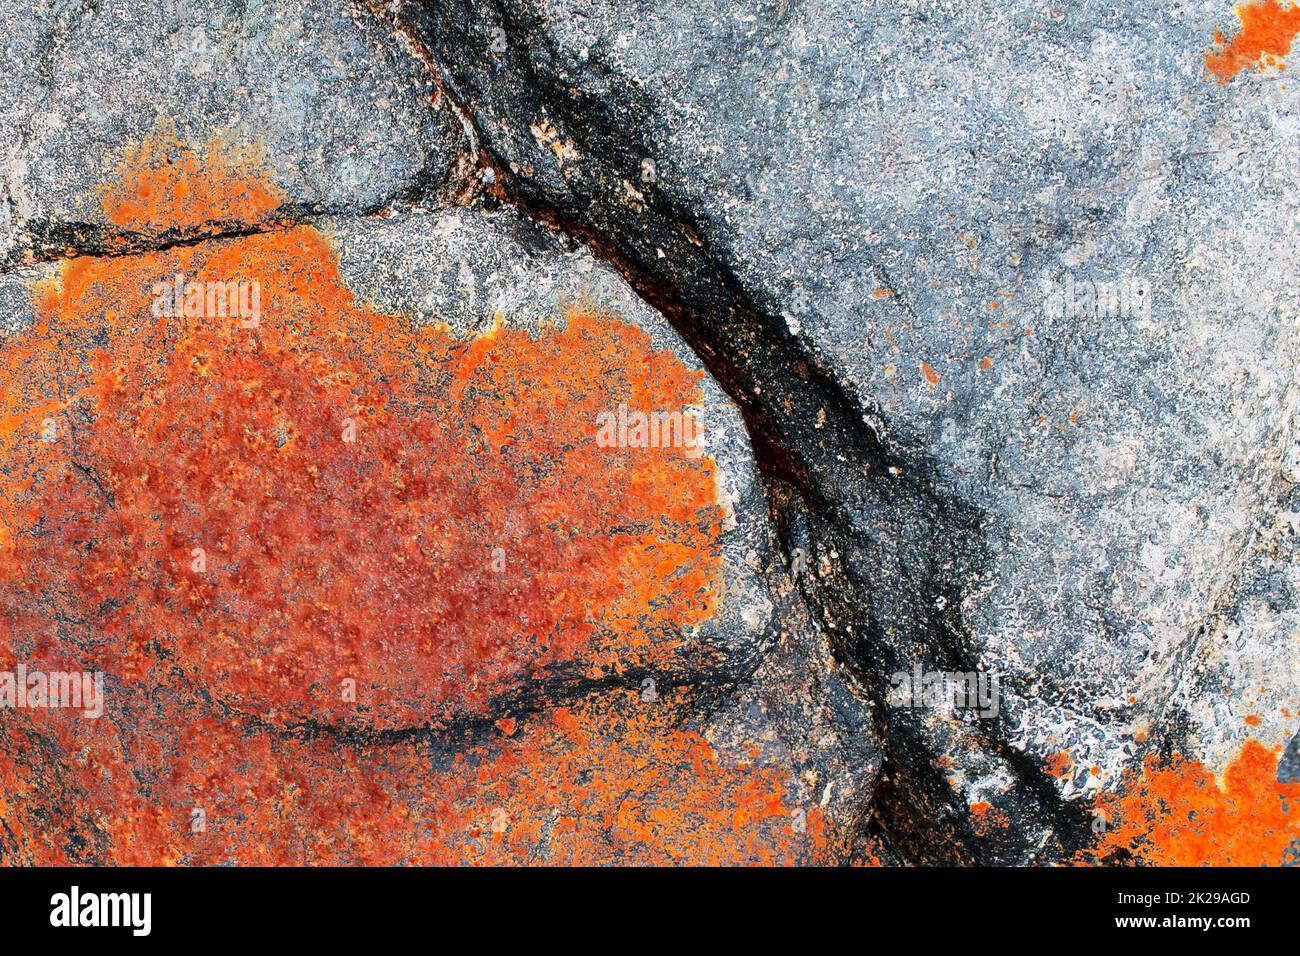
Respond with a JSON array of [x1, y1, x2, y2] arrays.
[[390, 0, 1097, 864]]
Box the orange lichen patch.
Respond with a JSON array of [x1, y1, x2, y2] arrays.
[[968, 801, 1009, 837], [0, 231, 723, 730], [1083, 740, 1299, 866], [0, 679, 828, 865], [1245, 714, 1262, 727], [1205, 0, 1300, 82], [920, 361, 940, 387], [1, 139, 724, 735], [450, 692, 829, 865], [100, 126, 284, 235], [0, 142, 831, 866], [853, 838, 886, 866], [871, 287, 894, 299]]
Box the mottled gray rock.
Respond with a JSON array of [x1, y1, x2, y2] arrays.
[[699, 563, 881, 858], [1280, 726, 1300, 785], [0, 268, 41, 335], [402, 0, 1300, 859], [1175, 481, 1300, 779], [332, 205, 692, 351], [0, 0, 460, 259]]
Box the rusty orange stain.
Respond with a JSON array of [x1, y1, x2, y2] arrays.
[[968, 800, 1009, 836], [920, 361, 940, 387], [1205, 0, 1300, 82], [0, 136, 830, 865], [2, 230, 725, 727]]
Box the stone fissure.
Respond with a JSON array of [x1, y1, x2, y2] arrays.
[[385, 1, 1096, 863]]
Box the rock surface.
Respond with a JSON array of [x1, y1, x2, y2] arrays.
[[1, 0, 461, 261], [0, 3, 874, 859], [0, 0, 1296, 866], [401, 0, 1300, 861]]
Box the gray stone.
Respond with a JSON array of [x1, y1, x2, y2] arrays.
[[0, 0, 460, 260], [0, 267, 42, 335], [1176, 482, 1300, 778], [401, 0, 1300, 860]]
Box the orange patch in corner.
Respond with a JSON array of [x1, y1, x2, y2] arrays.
[[1083, 739, 1299, 866], [0, 138, 831, 865], [1205, 0, 1300, 82]]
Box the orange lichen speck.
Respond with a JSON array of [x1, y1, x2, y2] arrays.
[[1045, 752, 1073, 780]]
